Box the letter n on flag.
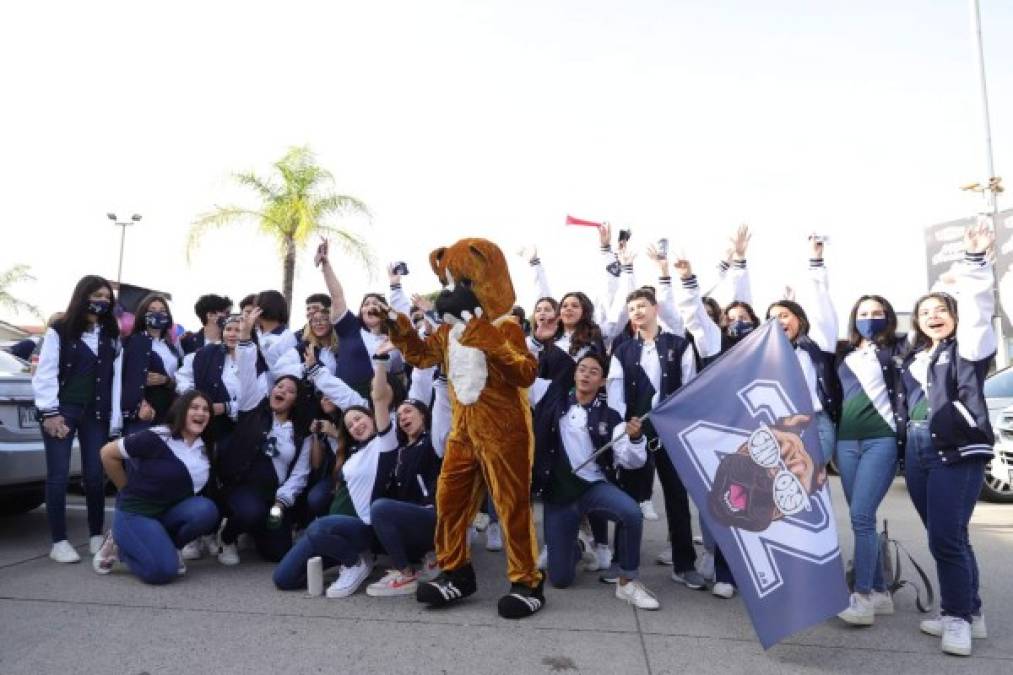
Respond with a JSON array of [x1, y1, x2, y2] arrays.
[[651, 320, 849, 649]]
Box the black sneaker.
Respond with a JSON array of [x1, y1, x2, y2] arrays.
[[497, 578, 546, 619], [416, 564, 477, 607]]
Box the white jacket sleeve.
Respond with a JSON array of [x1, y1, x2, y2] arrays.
[[675, 275, 722, 359], [306, 363, 368, 411], [527, 377, 553, 407], [681, 341, 698, 386], [805, 260, 839, 353], [32, 328, 61, 417], [275, 437, 312, 507], [602, 265, 636, 340], [530, 256, 552, 301], [594, 247, 620, 327], [656, 276, 686, 337], [175, 352, 195, 395], [956, 252, 997, 362], [611, 421, 647, 470], [110, 351, 124, 434], [235, 341, 264, 414], [271, 347, 305, 381], [407, 365, 435, 404], [389, 282, 412, 315], [606, 355, 627, 419]]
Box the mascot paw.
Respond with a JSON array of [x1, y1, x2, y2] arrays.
[[416, 564, 477, 607], [497, 579, 546, 619]]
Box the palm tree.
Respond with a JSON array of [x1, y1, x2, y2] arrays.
[[188, 145, 372, 308], [0, 264, 41, 319]]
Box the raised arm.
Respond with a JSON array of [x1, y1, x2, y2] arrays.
[[804, 237, 839, 354], [956, 222, 997, 361], [528, 245, 553, 301], [388, 264, 412, 315], [648, 243, 686, 336], [303, 344, 368, 411], [371, 344, 396, 431], [602, 246, 637, 340], [236, 308, 266, 414], [671, 257, 721, 360], [316, 239, 348, 321]]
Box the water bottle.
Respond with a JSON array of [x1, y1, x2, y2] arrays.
[[267, 504, 283, 530]]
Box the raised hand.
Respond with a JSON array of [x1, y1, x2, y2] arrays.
[[411, 293, 433, 312], [387, 262, 401, 286], [965, 219, 995, 255], [534, 317, 558, 342], [598, 222, 612, 248], [672, 255, 693, 280], [375, 338, 397, 357], [809, 234, 824, 260], [240, 307, 261, 340], [646, 243, 669, 276], [730, 224, 751, 260], [303, 343, 317, 369], [314, 238, 329, 267], [617, 245, 636, 267]]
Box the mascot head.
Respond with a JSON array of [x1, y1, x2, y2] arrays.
[[429, 238, 516, 321]]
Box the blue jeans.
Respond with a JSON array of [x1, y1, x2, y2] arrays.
[[543, 481, 643, 587], [835, 436, 897, 593], [306, 476, 335, 522], [815, 410, 836, 467], [42, 403, 109, 542], [904, 423, 985, 622], [369, 498, 436, 570], [221, 486, 293, 562], [113, 496, 218, 585], [700, 520, 735, 586], [273, 515, 372, 590]]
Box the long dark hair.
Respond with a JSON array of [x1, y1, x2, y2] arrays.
[[339, 404, 377, 452], [358, 292, 389, 334], [272, 374, 312, 437], [395, 398, 431, 445], [766, 300, 810, 342], [127, 293, 175, 340], [910, 292, 959, 352], [557, 291, 603, 357], [166, 390, 214, 449], [59, 275, 118, 341], [847, 294, 898, 349]]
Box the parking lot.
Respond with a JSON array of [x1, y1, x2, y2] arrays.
[[1, 476, 1012, 675]]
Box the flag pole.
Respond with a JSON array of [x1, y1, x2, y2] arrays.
[[969, 0, 1007, 367]]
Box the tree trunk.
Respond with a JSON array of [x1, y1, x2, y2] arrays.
[[282, 235, 296, 312]]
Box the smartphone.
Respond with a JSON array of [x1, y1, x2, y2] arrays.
[[392, 261, 409, 275], [618, 229, 632, 245]]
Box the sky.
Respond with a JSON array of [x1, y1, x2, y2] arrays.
[[1, 0, 1010, 334]]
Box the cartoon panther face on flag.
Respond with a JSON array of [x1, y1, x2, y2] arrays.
[[708, 415, 828, 532]]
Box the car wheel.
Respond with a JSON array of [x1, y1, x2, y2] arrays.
[[0, 490, 46, 516], [980, 458, 1013, 503]]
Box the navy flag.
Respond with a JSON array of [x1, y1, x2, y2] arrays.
[[651, 319, 849, 649]]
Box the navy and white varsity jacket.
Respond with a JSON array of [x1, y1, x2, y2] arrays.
[[897, 252, 997, 463], [32, 323, 118, 422]]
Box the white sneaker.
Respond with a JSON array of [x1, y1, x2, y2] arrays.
[[837, 592, 875, 626], [655, 549, 673, 566], [88, 535, 104, 555], [640, 500, 660, 521], [181, 540, 203, 561], [217, 543, 240, 566], [696, 550, 715, 582], [712, 582, 736, 599], [326, 554, 374, 598], [419, 551, 440, 582], [940, 616, 972, 656], [921, 613, 987, 639], [176, 550, 187, 576], [49, 540, 80, 563], [92, 531, 119, 575], [870, 590, 894, 615], [201, 533, 221, 556], [594, 544, 613, 572], [366, 569, 419, 597], [537, 545, 548, 571], [616, 579, 660, 610], [485, 522, 503, 551]]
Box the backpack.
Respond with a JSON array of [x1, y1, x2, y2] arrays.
[[845, 519, 935, 613]]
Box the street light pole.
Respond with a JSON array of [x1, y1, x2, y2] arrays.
[[107, 212, 142, 285]]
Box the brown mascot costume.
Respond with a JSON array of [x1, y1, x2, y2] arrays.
[[382, 238, 545, 618]]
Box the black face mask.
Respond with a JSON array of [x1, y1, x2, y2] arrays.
[[145, 312, 171, 330], [87, 300, 111, 316]]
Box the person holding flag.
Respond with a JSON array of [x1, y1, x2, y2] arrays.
[[606, 253, 718, 590]]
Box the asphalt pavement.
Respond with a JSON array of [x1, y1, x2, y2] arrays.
[[1, 477, 1011, 674]]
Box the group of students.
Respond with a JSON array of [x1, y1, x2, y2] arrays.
[[30, 220, 998, 657]]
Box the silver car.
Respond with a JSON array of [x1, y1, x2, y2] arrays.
[[0, 350, 80, 515], [982, 367, 1013, 502]]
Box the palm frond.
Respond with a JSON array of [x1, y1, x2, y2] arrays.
[[0, 264, 36, 289], [186, 206, 266, 262], [233, 171, 281, 202], [313, 194, 370, 220], [316, 224, 375, 270]]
